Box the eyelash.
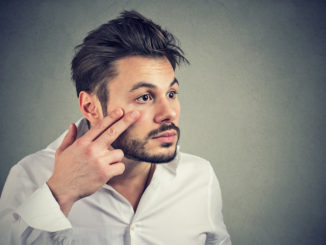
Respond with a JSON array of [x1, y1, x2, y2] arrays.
[[135, 91, 178, 103], [136, 93, 153, 103], [167, 90, 178, 99]]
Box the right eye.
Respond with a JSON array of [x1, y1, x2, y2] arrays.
[[136, 94, 153, 103]]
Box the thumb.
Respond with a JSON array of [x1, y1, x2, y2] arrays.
[[57, 124, 77, 153]]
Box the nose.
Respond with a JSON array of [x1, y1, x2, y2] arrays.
[[154, 97, 178, 124]]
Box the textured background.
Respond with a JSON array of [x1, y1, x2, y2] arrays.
[[1, 0, 326, 244]]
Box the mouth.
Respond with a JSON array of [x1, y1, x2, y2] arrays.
[[152, 130, 177, 143]]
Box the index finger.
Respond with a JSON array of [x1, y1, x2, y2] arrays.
[[94, 110, 140, 149], [82, 108, 124, 142]]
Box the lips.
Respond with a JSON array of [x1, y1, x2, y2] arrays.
[[152, 130, 177, 143]]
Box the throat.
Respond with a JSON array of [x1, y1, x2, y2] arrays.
[[109, 163, 155, 211]]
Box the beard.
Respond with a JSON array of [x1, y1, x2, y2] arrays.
[[111, 123, 180, 163]]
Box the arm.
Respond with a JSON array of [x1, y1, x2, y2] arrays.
[[0, 108, 140, 244], [206, 165, 232, 245], [0, 165, 72, 245]]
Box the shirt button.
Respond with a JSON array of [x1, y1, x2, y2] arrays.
[[12, 213, 20, 222], [130, 223, 137, 231]]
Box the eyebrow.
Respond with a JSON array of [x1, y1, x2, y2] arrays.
[[129, 78, 179, 92], [170, 78, 179, 87]]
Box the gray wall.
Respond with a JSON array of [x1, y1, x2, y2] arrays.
[[1, 0, 325, 244]]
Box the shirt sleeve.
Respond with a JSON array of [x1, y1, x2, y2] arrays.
[[0, 164, 73, 245], [206, 165, 232, 245]]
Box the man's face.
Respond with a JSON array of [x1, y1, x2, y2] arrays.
[[107, 56, 180, 163]]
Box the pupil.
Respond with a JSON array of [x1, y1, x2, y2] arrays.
[[143, 95, 148, 100]]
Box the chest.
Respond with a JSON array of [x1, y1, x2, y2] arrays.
[[68, 164, 212, 245], [68, 179, 210, 245]]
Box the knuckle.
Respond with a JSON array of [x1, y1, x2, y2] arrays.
[[107, 163, 124, 178], [114, 149, 124, 160], [108, 150, 124, 163], [85, 145, 96, 156], [106, 127, 116, 137], [116, 163, 125, 174]]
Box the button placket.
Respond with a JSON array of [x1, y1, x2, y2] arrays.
[[130, 223, 137, 231]]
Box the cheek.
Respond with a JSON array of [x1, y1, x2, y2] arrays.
[[174, 102, 181, 124], [125, 105, 153, 122], [125, 109, 152, 135]]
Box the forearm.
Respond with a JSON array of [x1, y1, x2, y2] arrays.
[[0, 184, 73, 245], [0, 211, 72, 245]]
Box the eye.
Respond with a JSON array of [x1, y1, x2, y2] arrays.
[[167, 91, 178, 99], [136, 93, 153, 103]]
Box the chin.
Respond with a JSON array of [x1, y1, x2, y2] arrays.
[[160, 142, 174, 148], [147, 144, 178, 163], [125, 143, 178, 164]]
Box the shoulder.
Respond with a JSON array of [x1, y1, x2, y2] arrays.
[[179, 152, 210, 164], [173, 152, 217, 186], [178, 152, 214, 173], [1, 148, 55, 204], [8, 148, 55, 186]]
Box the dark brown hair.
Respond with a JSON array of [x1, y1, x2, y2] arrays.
[[71, 10, 189, 114]]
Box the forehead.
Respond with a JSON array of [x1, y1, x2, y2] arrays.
[[109, 56, 175, 89]]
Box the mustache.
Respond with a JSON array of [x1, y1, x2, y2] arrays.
[[146, 123, 180, 139]]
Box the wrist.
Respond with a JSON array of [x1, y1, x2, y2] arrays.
[[47, 178, 76, 216]]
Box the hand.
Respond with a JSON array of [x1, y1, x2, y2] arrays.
[[47, 108, 140, 216]]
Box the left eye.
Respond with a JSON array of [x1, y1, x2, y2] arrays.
[[167, 91, 177, 99]]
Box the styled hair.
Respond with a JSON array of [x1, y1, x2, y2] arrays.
[[71, 10, 189, 114]]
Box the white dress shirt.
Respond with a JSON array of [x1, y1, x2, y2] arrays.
[[0, 118, 231, 245]]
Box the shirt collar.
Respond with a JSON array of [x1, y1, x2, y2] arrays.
[[160, 146, 180, 176]]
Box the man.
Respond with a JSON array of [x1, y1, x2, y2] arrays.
[[0, 10, 231, 244]]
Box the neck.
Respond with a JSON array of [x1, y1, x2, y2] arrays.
[[107, 157, 153, 187], [107, 158, 155, 211]]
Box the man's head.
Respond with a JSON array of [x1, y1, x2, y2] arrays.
[[71, 11, 188, 163], [72, 10, 188, 114]]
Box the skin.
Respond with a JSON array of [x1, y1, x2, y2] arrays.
[[47, 56, 180, 214]]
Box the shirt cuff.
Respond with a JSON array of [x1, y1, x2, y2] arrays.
[[16, 183, 72, 232]]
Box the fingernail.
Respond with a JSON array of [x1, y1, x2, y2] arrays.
[[113, 108, 123, 116]]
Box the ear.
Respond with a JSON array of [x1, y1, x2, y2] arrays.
[[79, 91, 103, 126]]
